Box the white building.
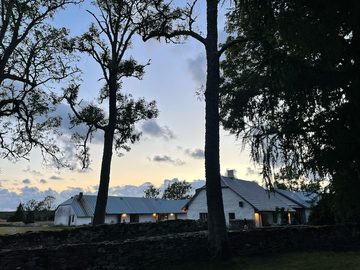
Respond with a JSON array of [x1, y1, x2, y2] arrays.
[[54, 193, 188, 226], [183, 175, 298, 227]]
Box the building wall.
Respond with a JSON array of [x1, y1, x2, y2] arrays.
[[105, 215, 119, 224], [187, 188, 255, 224], [54, 205, 75, 226], [177, 213, 188, 220], [76, 217, 92, 226], [139, 214, 156, 223]]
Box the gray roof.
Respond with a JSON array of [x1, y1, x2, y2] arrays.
[[220, 177, 294, 211], [275, 189, 316, 208], [185, 177, 295, 212], [59, 195, 189, 218]]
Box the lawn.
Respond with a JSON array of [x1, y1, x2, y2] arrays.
[[172, 251, 360, 270], [0, 219, 68, 235]]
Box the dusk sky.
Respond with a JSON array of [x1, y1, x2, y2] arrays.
[[0, 1, 261, 211]]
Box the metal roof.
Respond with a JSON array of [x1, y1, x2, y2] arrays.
[[220, 177, 294, 212], [59, 195, 189, 217], [184, 177, 295, 212], [275, 189, 315, 208]]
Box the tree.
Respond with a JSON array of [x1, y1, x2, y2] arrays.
[[24, 211, 35, 224], [143, 184, 160, 198], [24, 199, 40, 211], [41, 195, 57, 211], [0, 0, 81, 168], [141, 0, 247, 258], [219, 0, 360, 220], [8, 202, 25, 222], [162, 180, 192, 200], [64, 0, 159, 225]]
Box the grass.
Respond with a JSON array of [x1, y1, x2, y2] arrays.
[[0, 219, 68, 235], [172, 251, 360, 270]]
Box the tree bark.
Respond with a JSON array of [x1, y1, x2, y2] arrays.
[[93, 69, 117, 225], [204, 0, 231, 259]]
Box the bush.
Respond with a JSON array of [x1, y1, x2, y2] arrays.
[[24, 211, 35, 224]]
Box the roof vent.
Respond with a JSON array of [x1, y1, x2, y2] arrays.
[[227, 170, 235, 179]]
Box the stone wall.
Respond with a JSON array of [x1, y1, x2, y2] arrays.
[[1, 221, 360, 270], [0, 219, 207, 251]]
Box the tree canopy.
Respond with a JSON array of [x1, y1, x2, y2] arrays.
[[64, 0, 159, 225], [0, 0, 81, 168], [143, 184, 160, 198], [220, 0, 360, 221], [162, 180, 193, 200]]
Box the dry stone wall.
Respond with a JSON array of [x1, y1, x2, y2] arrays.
[[1, 221, 360, 270]]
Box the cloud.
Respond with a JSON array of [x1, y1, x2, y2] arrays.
[[0, 178, 206, 211], [49, 176, 64, 180], [22, 179, 31, 184], [40, 179, 47, 184], [187, 52, 206, 85], [246, 167, 257, 176], [151, 155, 186, 166], [140, 120, 176, 141], [184, 148, 204, 159], [22, 166, 43, 176]]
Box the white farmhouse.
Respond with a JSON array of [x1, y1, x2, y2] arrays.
[[183, 175, 297, 227], [54, 193, 188, 226]]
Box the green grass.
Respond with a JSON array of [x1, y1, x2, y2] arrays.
[[172, 251, 360, 270], [0, 220, 69, 235]]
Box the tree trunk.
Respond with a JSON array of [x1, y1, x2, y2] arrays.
[[93, 69, 118, 225], [92, 128, 114, 225], [204, 0, 231, 259]]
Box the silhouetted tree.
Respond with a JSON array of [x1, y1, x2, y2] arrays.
[[143, 184, 160, 198], [64, 0, 159, 225], [0, 0, 81, 168], [162, 180, 192, 200], [142, 0, 247, 258]]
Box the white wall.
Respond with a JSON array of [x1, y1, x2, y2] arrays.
[[54, 205, 75, 226], [105, 215, 118, 224], [177, 213, 188, 220], [139, 214, 156, 223], [187, 188, 255, 224], [76, 217, 92, 226]]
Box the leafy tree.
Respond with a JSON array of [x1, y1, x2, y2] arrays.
[[274, 166, 322, 193], [64, 0, 159, 225], [143, 184, 160, 198], [0, 0, 81, 168], [219, 0, 360, 219], [24, 199, 40, 211], [24, 211, 35, 224], [141, 0, 248, 258], [8, 202, 25, 222], [162, 180, 192, 200], [41, 195, 56, 211]]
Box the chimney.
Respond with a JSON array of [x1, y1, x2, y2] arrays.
[[79, 192, 83, 201], [227, 170, 234, 179]]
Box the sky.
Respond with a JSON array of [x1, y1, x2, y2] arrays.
[[0, 1, 262, 211]]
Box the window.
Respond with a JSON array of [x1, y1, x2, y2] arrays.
[[229, 213, 235, 220], [72, 215, 74, 222], [239, 201, 244, 207], [199, 213, 208, 221]]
